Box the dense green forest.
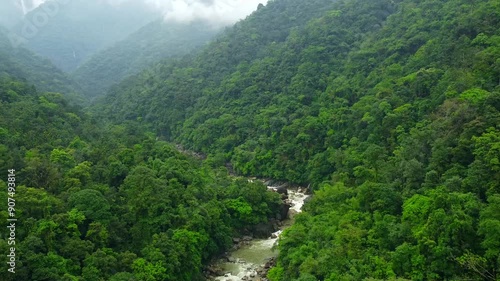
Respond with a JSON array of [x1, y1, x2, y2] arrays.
[[72, 20, 220, 98], [1, 0, 500, 279], [0, 73, 283, 280], [95, 0, 500, 280]]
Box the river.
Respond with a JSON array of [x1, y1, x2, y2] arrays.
[[212, 187, 309, 281]]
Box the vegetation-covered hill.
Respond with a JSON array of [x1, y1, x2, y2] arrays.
[[10, 0, 160, 72], [95, 0, 343, 137], [1, 0, 499, 279], [0, 72, 282, 280], [72, 20, 220, 98], [0, 28, 81, 98], [94, 0, 500, 279]]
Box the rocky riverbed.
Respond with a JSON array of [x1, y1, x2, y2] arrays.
[[206, 185, 310, 281]]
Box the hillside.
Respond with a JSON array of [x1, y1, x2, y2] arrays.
[[0, 72, 282, 280], [95, 0, 343, 137], [0, 28, 81, 98], [10, 0, 160, 72], [72, 19, 220, 98], [94, 0, 500, 279]]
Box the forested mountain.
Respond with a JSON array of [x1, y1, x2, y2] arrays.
[[10, 0, 160, 72], [0, 27, 81, 98], [96, 0, 342, 137], [72, 20, 220, 98], [94, 0, 500, 279], [1, 0, 499, 279]]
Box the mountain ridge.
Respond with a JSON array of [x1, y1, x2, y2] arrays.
[[10, 0, 161, 72], [71, 19, 221, 98], [93, 0, 500, 279]]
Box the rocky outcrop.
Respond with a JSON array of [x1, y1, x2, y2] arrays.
[[278, 199, 291, 221], [230, 235, 255, 251], [204, 264, 224, 277], [275, 185, 288, 195], [253, 220, 278, 238], [254, 257, 277, 281]]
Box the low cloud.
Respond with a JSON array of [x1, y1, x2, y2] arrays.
[[146, 0, 268, 25], [16, 0, 49, 14], [27, 0, 267, 26]]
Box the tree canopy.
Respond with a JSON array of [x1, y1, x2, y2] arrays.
[[2, 0, 500, 279]]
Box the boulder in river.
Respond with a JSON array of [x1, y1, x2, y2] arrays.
[[242, 235, 253, 241], [205, 264, 223, 276], [279, 201, 291, 221], [275, 185, 288, 195], [253, 222, 275, 238]]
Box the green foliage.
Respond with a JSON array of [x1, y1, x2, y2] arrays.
[[68, 189, 111, 223], [92, 0, 500, 279], [0, 29, 82, 98], [268, 265, 285, 281], [0, 76, 283, 280], [2, 0, 500, 279], [459, 88, 491, 105]]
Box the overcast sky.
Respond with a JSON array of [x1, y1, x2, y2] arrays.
[[25, 0, 268, 25]]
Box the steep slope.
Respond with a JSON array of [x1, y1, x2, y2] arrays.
[[0, 75, 282, 281], [10, 0, 160, 72], [95, 0, 500, 279], [72, 19, 220, 98], [0, 27, 81, 98], [95, 0, 342, 136]]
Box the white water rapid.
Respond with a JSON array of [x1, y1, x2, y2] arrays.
[[212, 187, 309, 281]]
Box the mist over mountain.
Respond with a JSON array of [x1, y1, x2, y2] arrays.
[[8, 0, 162, 72], [1, 0, 267, 72], [147, 0, 269, 26], [0, 27, 81, 98], [0, 1, 24, 29], [72, 19, 220, 98], [1, 0, 500, 280], [1, 0, 268, 29], [0, 0, 55, 28]]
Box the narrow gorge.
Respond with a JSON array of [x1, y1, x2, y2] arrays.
[[210, 184, 310, 281]]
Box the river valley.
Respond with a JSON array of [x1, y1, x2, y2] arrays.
[[211, 187, 309, 281]]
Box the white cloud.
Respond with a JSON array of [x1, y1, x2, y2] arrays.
[[29, 0, 268, 25], [147, 0, 267, 24], [33, 0, 47, 6], [18, 0, 48, 15]]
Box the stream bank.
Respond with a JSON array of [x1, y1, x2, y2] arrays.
[[207, 184, 310, 281]]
